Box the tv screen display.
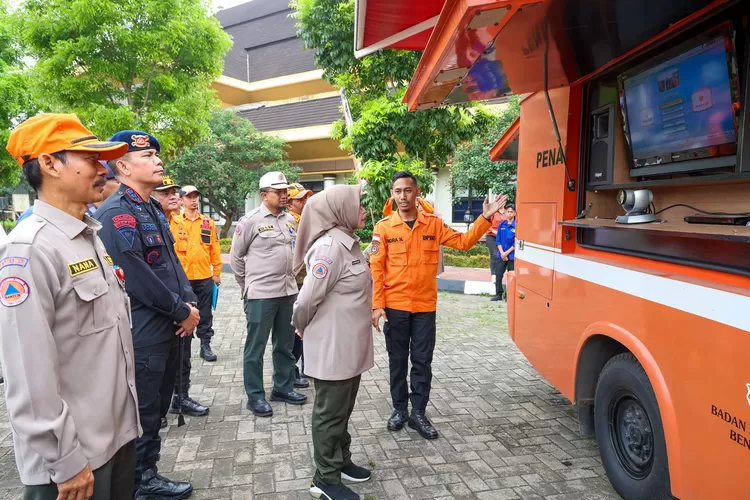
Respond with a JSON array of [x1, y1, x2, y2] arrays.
[[621, 36, 736, 166]]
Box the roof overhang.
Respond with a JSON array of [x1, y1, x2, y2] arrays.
[[489, 116, 519, 162], [354, 0, 445, 58]]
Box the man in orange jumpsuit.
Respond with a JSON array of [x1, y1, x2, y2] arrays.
[[167, 185, 221, 417], [371, 171, 506, 439]]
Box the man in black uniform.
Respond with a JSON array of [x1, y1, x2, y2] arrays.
[[96, 130, 200, 499]]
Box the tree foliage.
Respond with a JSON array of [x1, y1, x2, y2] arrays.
[[15, 0, 232, 159], [293, 0, 493, 170], [170, 110, 300, 238], [0, 0, 36, 188], [450, 96, 520, 202]]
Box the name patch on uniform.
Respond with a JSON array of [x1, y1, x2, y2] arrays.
[[352, 259, 361, 265], [125, 188, 142, 203], [0, 256, 29, 271], [422, 235, 435, 241], [258, 225, 274, 233], [146, 250, 160, 264], [103, 254, 114, 266], [141, 223, 158, 231], [316, 255, 333, 265], [68, 258, 99, 277], [387, 237, 403, 243], [113, 214, 137, 229], [0, 277, 29, 307], [312, 263, 329, 279]]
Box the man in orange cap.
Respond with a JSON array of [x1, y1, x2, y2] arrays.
[[287, 182, 313, 224], [1, 114, 139, 499]]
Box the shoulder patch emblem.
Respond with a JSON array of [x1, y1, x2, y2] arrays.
[[312, 263, 329, 279], [113, 214, 137, 229], [201, 218, 211, 229], [371, 241, 380, 255], [372, 233, 381, 242], [0, 277, 29, 307], [315, 255, 333, 265], [68, 258, 99, 277], [125, 188, 143, 203], [0, 256, 29, 272], [118, 228, 137, 248]]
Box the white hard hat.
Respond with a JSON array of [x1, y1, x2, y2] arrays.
[[259, 171, 290, 190]]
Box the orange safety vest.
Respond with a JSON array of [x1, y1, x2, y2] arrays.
[[371, 210, 489, 313], [170, 212, 222, 281]]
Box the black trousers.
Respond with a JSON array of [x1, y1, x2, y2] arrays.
[[485, 235, 498, 275], [495, 259, 515, 297], [292, 331, 304, 376], [384, 308, 437, 412], [23, 441, 135, 500], [174, 278, 214, 394], [134, 338, 179, 492]]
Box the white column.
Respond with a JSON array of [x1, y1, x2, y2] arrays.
[[245, 191, 261, 213], [323, 175, 337, 190]]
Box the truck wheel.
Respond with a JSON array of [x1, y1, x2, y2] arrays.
[[594, 353, 673, 500]]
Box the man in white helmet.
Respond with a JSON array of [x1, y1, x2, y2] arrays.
[[230, 172, 307, 417]]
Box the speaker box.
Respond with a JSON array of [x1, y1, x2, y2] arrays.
[[587, 103, 616, 187]]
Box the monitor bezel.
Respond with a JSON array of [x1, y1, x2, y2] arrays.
[[617, 22, 741, 174]]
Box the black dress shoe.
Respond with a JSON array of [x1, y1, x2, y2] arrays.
[[170, 395, 209, 417], [247, 398, 273, 417], [270, 390, 307, 405], [387, 409, 409, 431], [160, 417, 168, 429], [310, 478, 360, 500], [200, 343, 217, 362], [0, 374, 4, 384], [490, 295, 501, 301], [137, 468, 192, 499], [408, 410, 439, 439], [293, 376, 310, 388]]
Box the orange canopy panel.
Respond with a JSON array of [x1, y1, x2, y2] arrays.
[[489, 116, 519, 162], [354, 0, 446, 58], [403, 0, 728, 111]]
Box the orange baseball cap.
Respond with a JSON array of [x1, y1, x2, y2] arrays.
[[6, 113, 129, 167], [288, 182, 313, 199]]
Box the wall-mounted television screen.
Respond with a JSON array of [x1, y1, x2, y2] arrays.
[[620, 34, 737, 170]]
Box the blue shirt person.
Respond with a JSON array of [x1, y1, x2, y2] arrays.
[[493, 204, 516, 301]]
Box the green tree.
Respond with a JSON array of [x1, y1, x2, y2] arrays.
[[450, 96, 520, 202], [15, 0, 232, 159], [293, 0, 493, 170], [170, 110, 300, 238], [0, 0, 36, 188]]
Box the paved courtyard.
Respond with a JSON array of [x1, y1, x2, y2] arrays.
[[0, 274, 620, 499]]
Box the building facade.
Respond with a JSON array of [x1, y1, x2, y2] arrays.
[[212, 0, 356, 214]]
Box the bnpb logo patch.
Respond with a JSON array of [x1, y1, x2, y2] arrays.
[[312, 263, 328, 279], [0, 277, 29, 307]]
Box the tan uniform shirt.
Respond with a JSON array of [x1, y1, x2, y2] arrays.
[[230, 203, 298, 299], [0, 201, 140, 485], [292, 228, 374, 381]]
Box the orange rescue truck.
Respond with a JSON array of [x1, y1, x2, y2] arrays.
[[355, 0, 750, 498]]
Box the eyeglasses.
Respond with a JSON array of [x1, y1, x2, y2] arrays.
[[267, 189, 288, 196]]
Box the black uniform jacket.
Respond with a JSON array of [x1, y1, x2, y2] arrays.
[[96, 184, 196, 348]]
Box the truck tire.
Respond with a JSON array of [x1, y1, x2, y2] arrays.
[[594, 353, 673, 500]]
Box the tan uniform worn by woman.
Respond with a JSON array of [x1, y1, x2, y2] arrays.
[[292, 185, 373, 500]]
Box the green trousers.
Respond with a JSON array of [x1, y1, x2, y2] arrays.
[[243, 295, 297, 400], [312, 375, 361, 484], [24, 441, 135, 500]]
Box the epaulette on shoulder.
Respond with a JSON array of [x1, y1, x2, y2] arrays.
[[10, 217, 46, 245], [376, 215, 392, 224], [422, 212, 437, 218]]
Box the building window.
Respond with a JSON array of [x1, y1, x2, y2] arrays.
[[452, 197, 484, 225]]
